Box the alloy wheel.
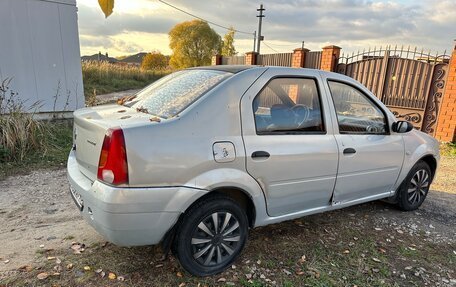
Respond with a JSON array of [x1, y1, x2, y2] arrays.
[[407, 169, 430, 204], [191, 212, 241, 266]]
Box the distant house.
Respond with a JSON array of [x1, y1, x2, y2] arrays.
[[81, 52, 118, 63], [117, 52, 148, 66], [0, 0, 84, 117]]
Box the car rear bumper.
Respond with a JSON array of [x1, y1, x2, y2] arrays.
[[66, 150, 207, 246]]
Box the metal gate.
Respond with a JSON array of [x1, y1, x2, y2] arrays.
[[337, 46, 450, 135]]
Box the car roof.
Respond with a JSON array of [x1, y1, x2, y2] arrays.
[[188, 65, 255, 74], [189, 65, 340, 77], [188, 65, 355, 85]]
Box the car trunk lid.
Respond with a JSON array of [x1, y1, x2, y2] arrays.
[[73, 104, 152, 181]]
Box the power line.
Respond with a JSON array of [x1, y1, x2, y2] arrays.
[[265, 42, 299, 47], [158, 0, 254, 35], [262, 42, 279, 53]]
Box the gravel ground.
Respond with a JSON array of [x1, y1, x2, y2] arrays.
[[0, 162, 455, 285]]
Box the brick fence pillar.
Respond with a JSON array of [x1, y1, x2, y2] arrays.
[[321, 45, 341, 72], [435, 44, 456, 142], [292, 48, 310, 68], [245, 52, 258, 65], [211, 55, 221, 65]]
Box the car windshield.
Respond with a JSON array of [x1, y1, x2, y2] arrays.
[[126, 69, 232, 119]]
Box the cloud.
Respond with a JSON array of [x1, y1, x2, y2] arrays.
[[77, 4, 179, 36], [77, 0, 456, 57]]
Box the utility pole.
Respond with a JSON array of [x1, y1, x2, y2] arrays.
[[256, 4, 265, 54], [253, 31, 257, 52], [301, 41, 305, 49]]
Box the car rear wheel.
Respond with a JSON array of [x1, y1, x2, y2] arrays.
[[397, 161, 431, 211], [173, 194, 248, 276]]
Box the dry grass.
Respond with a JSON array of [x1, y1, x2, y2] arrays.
[[82, 61, 170, 99], [432, 154, 456, 194], [0, 79, 46, 162], [0, 115, 45, 161]]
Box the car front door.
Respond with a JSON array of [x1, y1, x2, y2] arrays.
[[240, 69, 338, 217], [323, 77, 404, 204]]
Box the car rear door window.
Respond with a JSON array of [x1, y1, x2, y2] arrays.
[[127, 69, 231, 119], [328, 81, 387, 134], [253, 78, 324, 134]]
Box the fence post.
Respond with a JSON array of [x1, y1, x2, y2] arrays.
[[245, 52, 258, 65], [292, 48, 310, 68], [321, 45, 341, 71], [435, 43, 456, 142], [211, 55, 222, 65]]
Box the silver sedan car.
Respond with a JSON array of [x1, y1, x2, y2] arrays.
[[67, 66, 439, 276]]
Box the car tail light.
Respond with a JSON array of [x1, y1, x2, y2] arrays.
[[97, 128, 129, 185]]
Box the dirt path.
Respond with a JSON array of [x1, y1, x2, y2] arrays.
[[0, 169, 102, 273], [0, 167, 455, 285], [96, 89, 140, 105]]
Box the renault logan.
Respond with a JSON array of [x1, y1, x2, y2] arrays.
[[67, 66, 439, 276]]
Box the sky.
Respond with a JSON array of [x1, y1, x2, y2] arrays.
[[77, 0, 456, 58]]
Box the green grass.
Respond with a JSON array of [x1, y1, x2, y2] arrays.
[[441, 142, 456, 156], [82, 61, 170, 99], [0, 121, 72, 180]]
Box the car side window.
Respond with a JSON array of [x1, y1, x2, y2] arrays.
[[328, 81, 387, 134], [253, 78, 324, 134]]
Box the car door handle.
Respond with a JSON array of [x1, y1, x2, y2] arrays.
[[251, 151, 270, 159], [343, 148, 356, 155]]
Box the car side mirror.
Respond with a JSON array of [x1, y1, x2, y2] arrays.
[[392, 121, 414, 133]]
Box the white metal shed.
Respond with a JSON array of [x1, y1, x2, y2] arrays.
[[0, 0, 84, 116]]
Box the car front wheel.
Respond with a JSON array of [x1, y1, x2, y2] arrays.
[[397, 161, 432, 211], [173, 194, 248, 276]]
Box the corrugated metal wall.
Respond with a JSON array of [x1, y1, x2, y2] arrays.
[[257, 53, 293, 66], [0, 0, 84, 113], [221, 56, 245, 65], [304, 51, 322, 69]]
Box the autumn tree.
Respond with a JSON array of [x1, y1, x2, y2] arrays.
[[169, 20, 221, 69], [141, 51, 168, 70], [221, 27, 237, 56]]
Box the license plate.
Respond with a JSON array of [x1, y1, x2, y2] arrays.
[[69, 185, 84, 211]]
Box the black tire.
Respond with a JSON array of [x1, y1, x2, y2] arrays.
[[397, 161, 432, 211], [173, 194, 248, 276]]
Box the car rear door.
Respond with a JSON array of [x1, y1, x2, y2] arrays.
[[240, 69, 338, 217], [321, 74, 404, 204]]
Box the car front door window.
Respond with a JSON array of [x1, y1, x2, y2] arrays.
[[253, 78, 324, 134], [328, 81, 387, 134]]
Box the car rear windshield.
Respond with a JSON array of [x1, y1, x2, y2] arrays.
[[126, 69, 232, 119]]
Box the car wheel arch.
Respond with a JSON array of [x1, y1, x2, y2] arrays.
[[418, 154, 437, 182], [389, 154, 437, 204], [162, 186, 256, 257]]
